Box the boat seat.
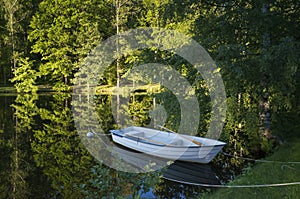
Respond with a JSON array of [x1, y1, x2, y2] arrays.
[[129, 131, 145, 138], [170, 140, 184, 146]]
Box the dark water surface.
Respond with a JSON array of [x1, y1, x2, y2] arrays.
[[0, 94, 239, 199]]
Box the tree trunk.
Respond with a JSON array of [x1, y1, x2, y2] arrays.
[[115, 0, 121, 124], [260, 1, 272, 138], [3, 0, 19, 83]]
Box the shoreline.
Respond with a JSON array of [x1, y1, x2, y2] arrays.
[[0, 84, 161, 95], [203, 137, 300, 198]]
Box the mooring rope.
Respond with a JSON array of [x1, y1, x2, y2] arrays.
[[87, 129, 112, 137], [221, 152, 300, 164], [163, 176, 300, 188], [88, 132, 300, 188]]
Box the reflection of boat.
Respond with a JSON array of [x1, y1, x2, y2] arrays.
[[162, 161, 220, 185], [112, 143, 220, 185], [111, 143, 171, 172], [110, 126, 226, 163]]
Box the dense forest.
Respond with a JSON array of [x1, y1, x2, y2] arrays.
[[0, 0, 300, 198], [0, 0, 300, 164]]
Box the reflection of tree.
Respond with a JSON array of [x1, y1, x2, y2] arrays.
[[32, 93, 95, 198], [10, 94, 36, 198], [0, 96, 15, 198], [94, 95, 116, 131], [110, 93, 154, 128], [155, 179, 201, 199], [128, 94, 153, 127], [82, 163, 162, 198], [73, 93, 169, 196], [6, 94, 53, 198]]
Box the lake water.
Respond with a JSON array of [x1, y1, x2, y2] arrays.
[[0, 94, 243, 198]]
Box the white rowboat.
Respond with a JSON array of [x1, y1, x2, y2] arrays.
[[110, 126, 226, 164]]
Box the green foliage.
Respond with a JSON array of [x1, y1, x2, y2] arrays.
[[11, 57, 38, 93], [0, 0, 40, 86], [12, 94, 39, 131], [28, 0, 111, 90], [31, 94, 95, 198], [191, 0, 300, 162], [81, 163, 162, 198], [126, 95, 153, 127], [0, 1, 300, 197], [202, 138, 300, 199], [0, 96, 15, 198], [0, 94, 56, 199]]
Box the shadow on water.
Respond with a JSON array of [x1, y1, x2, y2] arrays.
[[0, 94, 245, 198], [110, 143, 221, 198], [110, 142, 220, 185]]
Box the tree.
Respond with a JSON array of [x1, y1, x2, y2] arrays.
[[29, 0, 111, 91], [192, 0, 300, 159], [2, 0, 21, 77], [0, 2, 9, 85], [0, 0, 40, 86], [10, 57, 38, 93]]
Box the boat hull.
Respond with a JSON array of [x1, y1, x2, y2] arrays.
[[110, 126, 226, 164]]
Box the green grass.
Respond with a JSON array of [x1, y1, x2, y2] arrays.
[[95, 84, 161, 95], [201, 138, 300, 199], [0, 84, 161, 94]]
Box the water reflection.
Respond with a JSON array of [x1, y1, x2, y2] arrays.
[[0, 95, 53, 198], [0, 94, 234, 198], [109, 143, 220, 198], [111, 143, 172, 172], [110, 142, 220, 185], [163, 161, 219, 186]]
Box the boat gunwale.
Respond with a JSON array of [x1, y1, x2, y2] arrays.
[[111, 131, 226, 149]]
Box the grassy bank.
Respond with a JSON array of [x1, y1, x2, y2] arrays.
[[0, 85, 53, 94], [202, 138, 300, 199], [0, 84, 161, 95]]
